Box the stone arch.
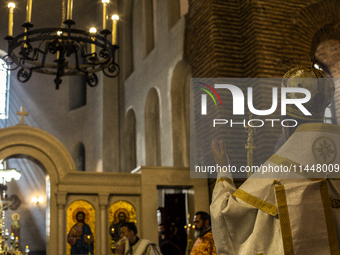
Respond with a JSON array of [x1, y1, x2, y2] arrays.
[[171, 60, 191, 167], [0, 125, 76, 255], [122, 109, 136, 172], [121, 0, 134, 80], [0, 125, 76, 180], [71, 141, 86, 171], [287, 0, 340, 66], [145, 88, 161, 166]]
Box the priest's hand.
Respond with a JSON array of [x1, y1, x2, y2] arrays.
[[115, 245, 124, 255], [212, 139, 229, 167]]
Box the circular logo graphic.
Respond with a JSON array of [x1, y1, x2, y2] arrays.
[[312, 136, 337, 164]]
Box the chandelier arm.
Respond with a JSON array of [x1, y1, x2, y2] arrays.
[[12, 43, 48, 69], [10, 30, 113, 62], [102, 66, 120, 78], [5, 26, 120, 89], [73, 46, 90, 76], [0, 55, 20, 71], [102, 61, 120, 78], [86, 73, 98, 87], [10, 29, 108, 51], [17, 67, 32, 83], [12, 61, 111, 74], [11, 47, 112, 74]]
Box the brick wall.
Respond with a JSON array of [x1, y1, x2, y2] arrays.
[[185, 0, 340, 197]]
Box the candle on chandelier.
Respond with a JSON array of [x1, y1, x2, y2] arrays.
[[23, 28, 28, 48], [89, 27, 97, 54], [67, 0, 73, 20], [102, 0, 110, 30], [26, 0, 33, 23], [111, 14, 119, 45], [8, 3, 15, 37], [56, 31, 62, 60]]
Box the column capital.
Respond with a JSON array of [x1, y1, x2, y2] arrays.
[[98, 193, 110, 207], [56, 192, 67, 206]]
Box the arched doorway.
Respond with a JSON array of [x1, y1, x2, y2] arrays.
[[3, 156, 48, 253], [0, 125, 76, 255]]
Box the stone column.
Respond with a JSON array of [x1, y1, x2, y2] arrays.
[[56, 192, 67, 255], [99, 193, 109, 255]]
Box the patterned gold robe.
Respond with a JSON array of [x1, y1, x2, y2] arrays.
[[210, 123, 340, 255], [190, 230, 217, 255]]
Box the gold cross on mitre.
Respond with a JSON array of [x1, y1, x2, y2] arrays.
[[16, 106, 29, 125]]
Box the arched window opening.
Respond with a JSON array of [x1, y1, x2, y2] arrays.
[[71, 142, 86, 171], [171, 61, 191, 167], [167, 0, 180, 30], [142, 0, 156, 58], [145, 88, 161, 166], [69, 76, 87, 110], [121, 0, 134, 80], [122, 109, 137, 172]]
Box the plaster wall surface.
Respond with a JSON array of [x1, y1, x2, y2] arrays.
[[124, 0, 186, 167]]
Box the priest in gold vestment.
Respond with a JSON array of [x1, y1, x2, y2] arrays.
[[210, 66, 340, 255]]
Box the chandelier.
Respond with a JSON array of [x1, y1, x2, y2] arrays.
[[2, 0, 120, 89]]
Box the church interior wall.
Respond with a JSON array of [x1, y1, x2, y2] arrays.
[[122, 0, 187, 168], [2, 0, 340, 253]]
